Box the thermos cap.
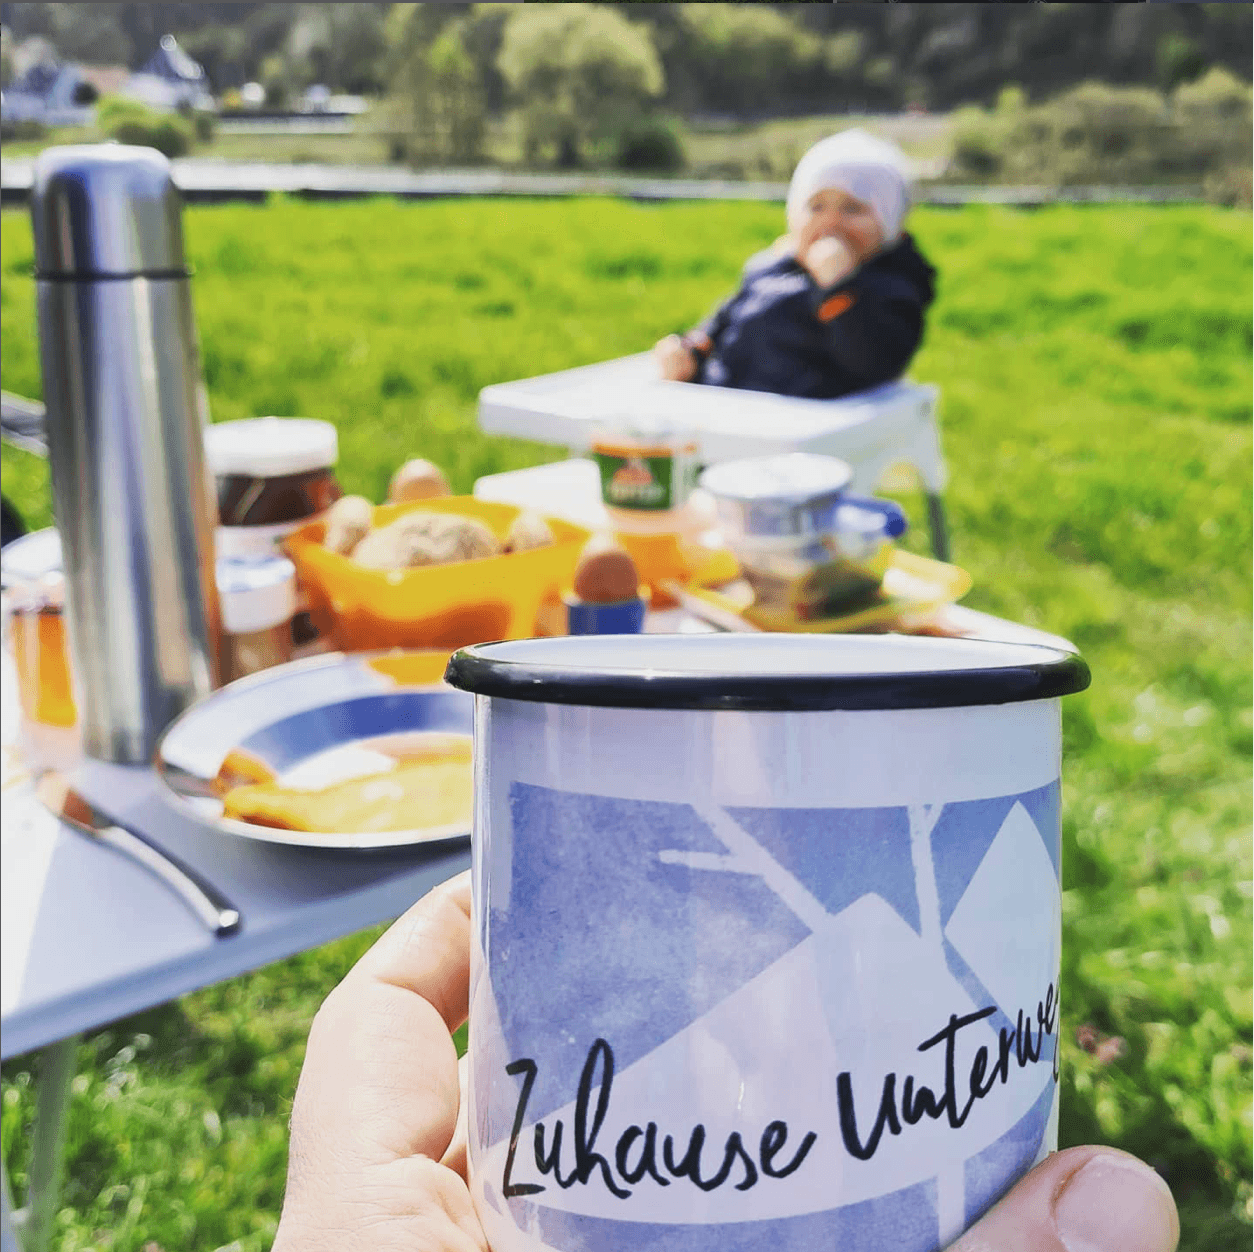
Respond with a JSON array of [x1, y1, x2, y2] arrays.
[[30, 144, 188, 278]]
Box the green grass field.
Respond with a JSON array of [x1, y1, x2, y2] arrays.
[[1, 198, 1250, 1251]]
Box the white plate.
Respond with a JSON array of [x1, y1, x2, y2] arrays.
[[156, 651, 474, 850]]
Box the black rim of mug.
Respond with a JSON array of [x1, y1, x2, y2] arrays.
[[443, 636, 1092, 712]]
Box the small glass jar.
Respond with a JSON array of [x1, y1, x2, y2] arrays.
[[207, 417, 343, 555], [6, 569, 76, 729], [216, 554, 297, 684], [1, 529, 82, 773], [2, 529, 76, 730], [206, 417, 341, 650]]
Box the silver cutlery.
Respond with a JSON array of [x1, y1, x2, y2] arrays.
[[659, 580, 763, 633], [36, 773, 241, 936]]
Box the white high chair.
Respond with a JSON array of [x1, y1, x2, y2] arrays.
[[476, 353, 950, 560]]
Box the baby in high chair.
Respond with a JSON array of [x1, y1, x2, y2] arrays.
[[655, 129, 937, 400]]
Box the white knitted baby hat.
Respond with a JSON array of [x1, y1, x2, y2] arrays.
[[785, 129, 913, 242]]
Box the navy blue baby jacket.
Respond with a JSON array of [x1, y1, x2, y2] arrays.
[[691, 232, 937, 400]]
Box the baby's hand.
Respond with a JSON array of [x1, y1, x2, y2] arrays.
[[801, 236, 857, 288], [655, 334, 699, 382]]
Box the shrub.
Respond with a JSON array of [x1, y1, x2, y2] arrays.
[[1170, 67, 1252, 191], [677, 6, 822, 113], [1173, 65, 1253, 122], [1037, 82, 1172, 184], [945, 75, 1253, 197], [499, 4, 664, 168], [108, 115, 194, 159], [0, 118, 47, 143], [95, 94, 149, 132], [387, 11, 487, 167], [192, 110, 216, 144], [1156, 32, 1207, 91], [613, 114, 685, 173], [949, 104, 1006, 179], [995, 84, 1026, 114], [694, 157, 749, 181], [1203, 164, 1253, 209], [97, 96, 194, 159]]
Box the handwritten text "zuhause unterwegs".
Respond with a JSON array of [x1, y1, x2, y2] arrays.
[[501, 984, 1058, 1200]]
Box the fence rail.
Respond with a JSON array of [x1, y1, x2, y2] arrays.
[[0, 158, 1207, 207]]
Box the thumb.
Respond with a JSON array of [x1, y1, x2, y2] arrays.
[[948, 1146, 1179, 1252]]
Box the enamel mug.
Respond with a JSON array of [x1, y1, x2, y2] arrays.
[[444, 634, 1091, 1252]]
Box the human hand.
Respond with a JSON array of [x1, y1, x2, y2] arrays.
[[946, 1145, 1178, 1252], [273, 870, 1179, 1252], [800, 234, 857, 288], [654, 333, 699, 382], [272, 870, 486, 1251]]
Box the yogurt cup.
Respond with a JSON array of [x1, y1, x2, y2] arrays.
[[444, 633, 1091, 1252]]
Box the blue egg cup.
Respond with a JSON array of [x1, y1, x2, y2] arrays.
[[563, 594, 648, 635]]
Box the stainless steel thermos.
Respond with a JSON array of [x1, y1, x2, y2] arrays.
[[30, 145, 221, 763]]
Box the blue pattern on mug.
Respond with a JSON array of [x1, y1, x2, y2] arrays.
[[473, 778, 1062, 1251]]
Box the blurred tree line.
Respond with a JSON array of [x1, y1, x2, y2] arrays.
[[948, 72, 1251, 204], [1, 2, 1250, 186], [3, 2, 1249, 110]]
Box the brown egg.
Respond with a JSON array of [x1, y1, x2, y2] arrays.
[[572, 538, 639, 604], [388, 459, 452, 504]]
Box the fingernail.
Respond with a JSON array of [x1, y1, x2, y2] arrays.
[[1054, 1153, 1179, 1252]]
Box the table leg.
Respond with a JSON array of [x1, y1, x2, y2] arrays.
[[925, 492, 951, 563], [17, 1035, 79, 1252], [2, 1161, 23, 1252]]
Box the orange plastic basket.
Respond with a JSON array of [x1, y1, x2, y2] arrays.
[[285, 497, 591, 651]]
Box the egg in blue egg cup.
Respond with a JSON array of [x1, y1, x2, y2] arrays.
[[561, 536, 649, 634], [561, 590, 649, 635]]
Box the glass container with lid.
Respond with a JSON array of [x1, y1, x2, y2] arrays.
[[1, 529, 80, 773], [207, 417, 342, 558], [216, 554, 297, 683], [700, 453, 908, 619]]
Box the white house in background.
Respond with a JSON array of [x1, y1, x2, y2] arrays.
[[298, 85, 369, 115], [2, 34, 211, 127], [123, 34, 214, 112], [2, 58, 97, 126], [301, 84, 331, 113]]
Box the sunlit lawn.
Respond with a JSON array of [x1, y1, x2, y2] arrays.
[[1, 197, 1250, 1250]]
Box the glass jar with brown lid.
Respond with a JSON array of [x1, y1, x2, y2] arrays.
[[207, 417, 342, 556], [206, 417, 342, 651]]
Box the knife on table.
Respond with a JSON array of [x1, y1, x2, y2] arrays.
[[659, 580, 763, 633], [36, 773, 242, 936]]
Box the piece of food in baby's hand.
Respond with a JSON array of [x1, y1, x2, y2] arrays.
[[351, 510, 501, 570], [572, 535, 640, 603], [322, 494, 374, 555], [388, 458, 452, 504], [504, 510, 555, 553]]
